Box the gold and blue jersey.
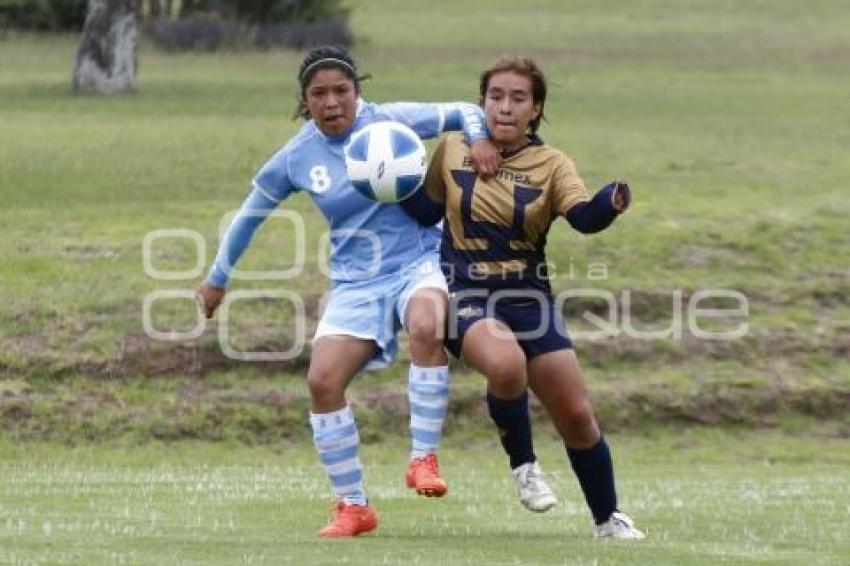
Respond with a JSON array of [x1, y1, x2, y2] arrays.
[[423, 133, 591, 293]]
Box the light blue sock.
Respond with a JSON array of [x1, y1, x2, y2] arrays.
[[310, 405, 367, 505], [408, 364, 450, 459]]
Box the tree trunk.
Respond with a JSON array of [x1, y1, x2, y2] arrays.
[[72, 0, 138, 95]]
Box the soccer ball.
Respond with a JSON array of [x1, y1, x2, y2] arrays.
[[344, 121, 427, 203]]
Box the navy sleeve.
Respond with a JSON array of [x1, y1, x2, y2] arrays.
[[565, 182, 630, 234], [399, 187, 445, 227]]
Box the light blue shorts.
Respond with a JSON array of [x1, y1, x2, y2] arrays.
[[314, 253, 447, 369]]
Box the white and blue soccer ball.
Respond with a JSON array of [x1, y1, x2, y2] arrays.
[[344, 121, 427, 203]]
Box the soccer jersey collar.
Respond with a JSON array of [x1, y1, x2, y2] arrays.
[[499, 134, 544, 159]]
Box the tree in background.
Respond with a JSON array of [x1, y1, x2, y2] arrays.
[[144, 0, 352, 50], [72, 0, 137, 94], [0, 0, 93, 31], [2, 0, 351, 49], [223, 0, 349, 25]]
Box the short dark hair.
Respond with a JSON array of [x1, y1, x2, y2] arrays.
[[479, 56, 548, 135], [293, 45, 367, 120]]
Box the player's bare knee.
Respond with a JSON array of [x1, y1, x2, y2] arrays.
[[407, 312, 444, 349], [567, 400, 595, 425], [407, 293, 446, 343], [562, 401, 599, 444], [485, 354, 527, 397], [307, 368, 344, 402]]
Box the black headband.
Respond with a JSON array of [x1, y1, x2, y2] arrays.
[[299, 57, 357, 86]]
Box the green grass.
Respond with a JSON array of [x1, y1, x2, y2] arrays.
[[3, 364, 849, 445], [1, 431, 848, 564]]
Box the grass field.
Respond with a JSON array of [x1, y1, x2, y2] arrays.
[[1, 431, 849, 565], [1, 0, 850, 562]]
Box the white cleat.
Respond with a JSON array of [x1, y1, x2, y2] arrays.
[[512, 461, 557, 513], [593, 511, 646, 539]]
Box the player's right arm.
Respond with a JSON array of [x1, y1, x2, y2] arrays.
[[197, 149, 297, 318]]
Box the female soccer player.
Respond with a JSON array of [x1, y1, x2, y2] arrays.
[[402, 56, 645, 539], [196, 45, 500, 538]]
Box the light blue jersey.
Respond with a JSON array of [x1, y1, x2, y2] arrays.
[[207, 99, 487, 287]]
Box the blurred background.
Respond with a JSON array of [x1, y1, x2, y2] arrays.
[[0, 1, 848, 563]]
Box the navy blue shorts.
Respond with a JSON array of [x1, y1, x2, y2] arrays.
[[445, 288, 573, 361]]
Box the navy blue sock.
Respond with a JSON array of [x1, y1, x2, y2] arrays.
[[486, 390, 535, 469], [567, 436, 618, 524]]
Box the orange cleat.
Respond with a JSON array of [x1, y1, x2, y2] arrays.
[[317, 501, 378, 538], [405, 453, 448, 497]]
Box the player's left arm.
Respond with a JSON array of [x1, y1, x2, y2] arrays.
[[565, 180, 631, 234], [550, 154, 630, 234], [379, 102, 500, 176]]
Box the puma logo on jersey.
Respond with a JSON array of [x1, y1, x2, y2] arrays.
[[456, 305, 484, 319]]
